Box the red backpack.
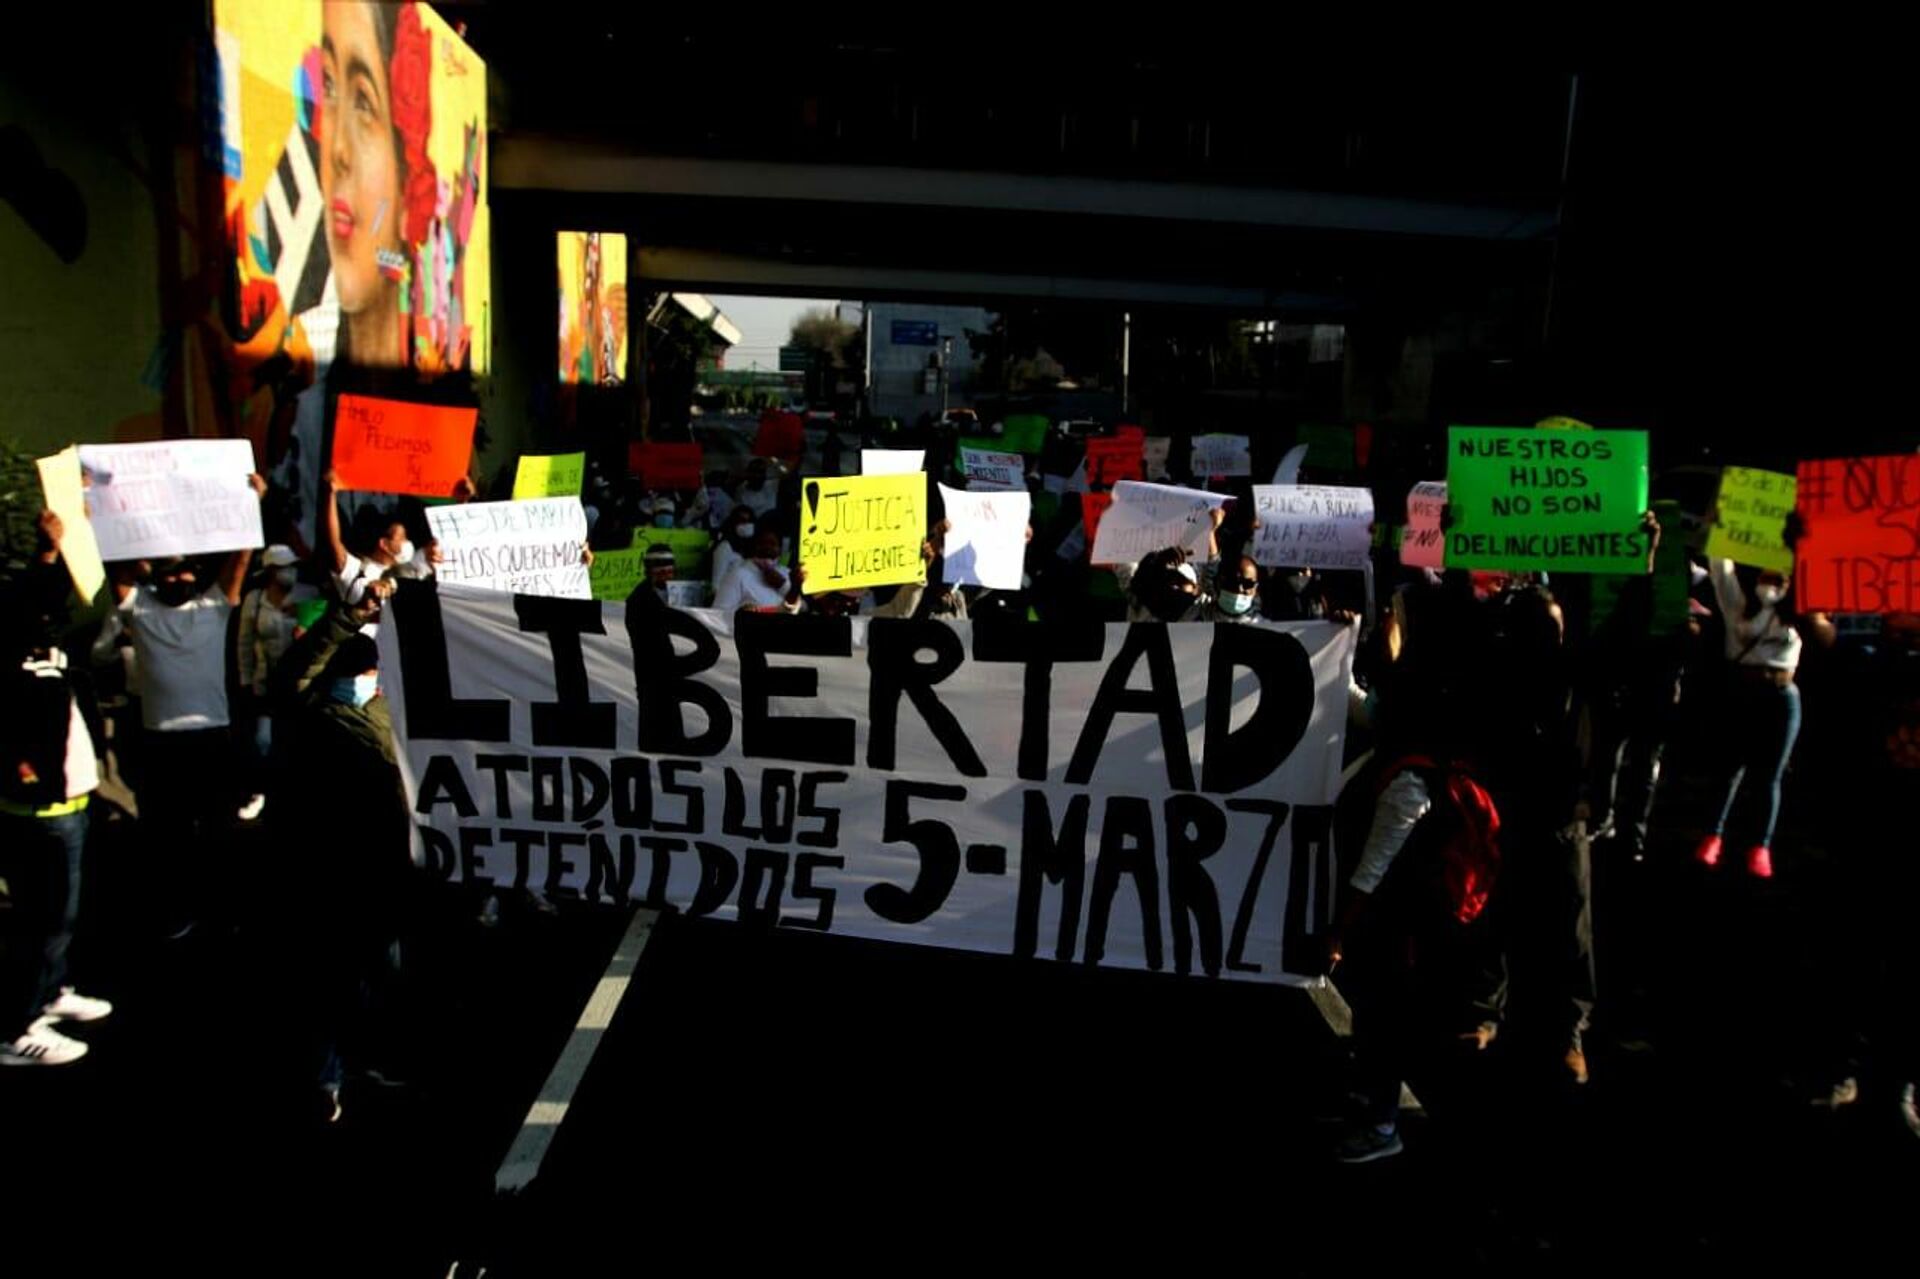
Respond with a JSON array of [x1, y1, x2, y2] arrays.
[[1377, 755, 1503, 924]]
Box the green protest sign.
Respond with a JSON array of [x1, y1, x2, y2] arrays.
[[631, 527, 711, 577], [590, 548, 649, 602], [1705, 466, 1796, 575], [998, 415, 1049, 455], [1444, 426, 1651, 573]]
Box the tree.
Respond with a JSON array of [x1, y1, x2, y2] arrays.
[[788, 308, 860, 369]]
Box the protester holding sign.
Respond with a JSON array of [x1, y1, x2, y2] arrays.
[[320, 469, 435, 609], [1695, 556, 1834, 879], [114, 473, 268, 939], [1444, 427, 1651, 574], [714, 529, 804, 614]]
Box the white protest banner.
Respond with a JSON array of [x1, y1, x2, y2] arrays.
[[426, 498, 590, 599], [1089, 481, 1230, 567], [381, 584, 1359, 984], [1190, 434, 1252, 477], [1250, 485, 1375, 571], [960, 447, 1027, 492], [1401, 481, 1447, 569], [936, 483, 1030, 590], [78, 440, 262, 562], [666, 580, 710, 609], [1142, 437, 1174, 481], [861, 449, 926, 476]]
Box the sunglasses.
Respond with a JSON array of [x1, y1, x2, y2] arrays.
[[1222, 576, 1260, 592]]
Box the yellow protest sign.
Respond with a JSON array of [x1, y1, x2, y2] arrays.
[[798, 472, 927, 593], [35, 446, 106, 603], [1706, 466, 1797, 575], [512, 452, 587, 499]]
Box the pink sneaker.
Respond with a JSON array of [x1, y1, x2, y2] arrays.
[[1695, 835, 1724, 868], [1745, 846, 1774, 879]]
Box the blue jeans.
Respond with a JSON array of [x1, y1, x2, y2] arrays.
[[1712, 679, 1802, 849], [0, 808, 88, 1040]]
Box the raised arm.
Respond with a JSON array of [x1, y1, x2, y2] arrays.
[[216, 474, 269, 605]]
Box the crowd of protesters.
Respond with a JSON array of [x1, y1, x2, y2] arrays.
[[3, 410, 1913, 1158]]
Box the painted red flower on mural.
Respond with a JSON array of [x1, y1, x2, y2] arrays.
[[388, 3, 437, 244]]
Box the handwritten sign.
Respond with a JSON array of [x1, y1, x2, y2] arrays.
[[630, 528, 712, 578], [936, 484, 1029, 590], [861, 449, 925, 476], [78, 440, 261, 562], [332, 396, 476, 497], [426, 498, 590, 599], [1795, 456, 1920, 614], [1250, 485, 1375, 570], [1707, 466, 1797, 575], [960, 447, 1026, 492], [798, 472, 927, 593], [1190, 434, 1252, 478], [1400, 481, 1448, 570], [1444, 426, 1650, 573], [35, 446, 106, 601], [1089, 481, 1231, 567], [1085, 436, 1145, 487], [629, 442, 704, 491], [589, 547, 648, 602], [512, 453, 586, 500], [998, 414, 1049, 455]]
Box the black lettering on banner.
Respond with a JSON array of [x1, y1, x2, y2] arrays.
[[739, 848, 791, 928], [626, 598, 732, 755], [514, 595, 617, 749], [797, 771, 848, 848], [638, 836, 687, 912], [501, 827, 543, 891], [1223, 801, 1290, 974], [546, 831, 587, 898], [656, 760, 704, 834], [570, 758, 610, 825], [459, 827, 495, 884], [1014, 790, 1089, 962], [1283, 806, 1335, 977], [390, 581, 511, 742], [865, 780, 968, 924], [1201, 625, 1315, 794], [416, 755, 479, 818], [585, 832, 637, 904], [973, 618, 1107, 781], [1164, 793, 1227, 978], [688, 841, 740, 917], [785, 853, 844, 931], [418, 825, 456, 878], [867, 619, 987, 777], [1084, 795, 1162, 971], [611, 756, 652, 829], [474, 754, 529, 817], [1067, 624, 1194, 790], [760, 769, 797, 844], [531, 757, 565, 822], [721, 767, 762, 840], [735, 612, 856, 765]]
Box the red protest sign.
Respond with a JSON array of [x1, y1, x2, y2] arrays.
[[331, 396, 476, 497], [1115, 424, 1145, 444], [755, 411, 804, 465], [1081, 491, 1114, 556], [630, 442, 705, 490], [1795, 455, 1920, 614], [1085, 436, 1144, 487]]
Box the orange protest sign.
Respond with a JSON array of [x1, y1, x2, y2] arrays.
[[630, 442, 705, 490], [1085, 436, 1145, 487], [1795, 455, 1920, 614], [332, 396, 476, 497]]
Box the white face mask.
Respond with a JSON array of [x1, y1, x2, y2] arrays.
[[735, 523, 756, 541], [1756, 584, 1785, 606], [389, 540, 415, 566]]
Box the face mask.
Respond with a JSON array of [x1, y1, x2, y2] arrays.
[[1285, 573, 1311, 594], [389, 540, 415, 566], [653, 513, 676, 529], [1756, 585, 1784, 606], [157, 578, 197, 606], [734, 522, 756, 543], [1219, 590, 1255, 616], [272, 567, 298, 588], [331, 674, 379, 708]]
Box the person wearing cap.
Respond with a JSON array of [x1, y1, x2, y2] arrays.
[[112, 472, 267, 940], [638, 543, 680, 604], [235, 545, 308, 821]]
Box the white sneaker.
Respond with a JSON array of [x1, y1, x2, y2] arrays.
[[1, 1018, 90, 1067], [237, 794, 267, 822], [42, 987, 113, 1024]]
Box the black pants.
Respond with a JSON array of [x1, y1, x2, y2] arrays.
[[1478, 823, 1596, 1047], [137, 727, 234, 925], [1588, 661, 1682, 854]]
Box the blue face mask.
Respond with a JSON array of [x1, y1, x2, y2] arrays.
[[331, 674, 379, 709]]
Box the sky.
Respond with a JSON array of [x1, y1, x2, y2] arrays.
[[706, 295, 841, 371]]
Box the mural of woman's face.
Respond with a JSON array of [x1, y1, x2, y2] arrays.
[[320, 1, 401, 316]]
